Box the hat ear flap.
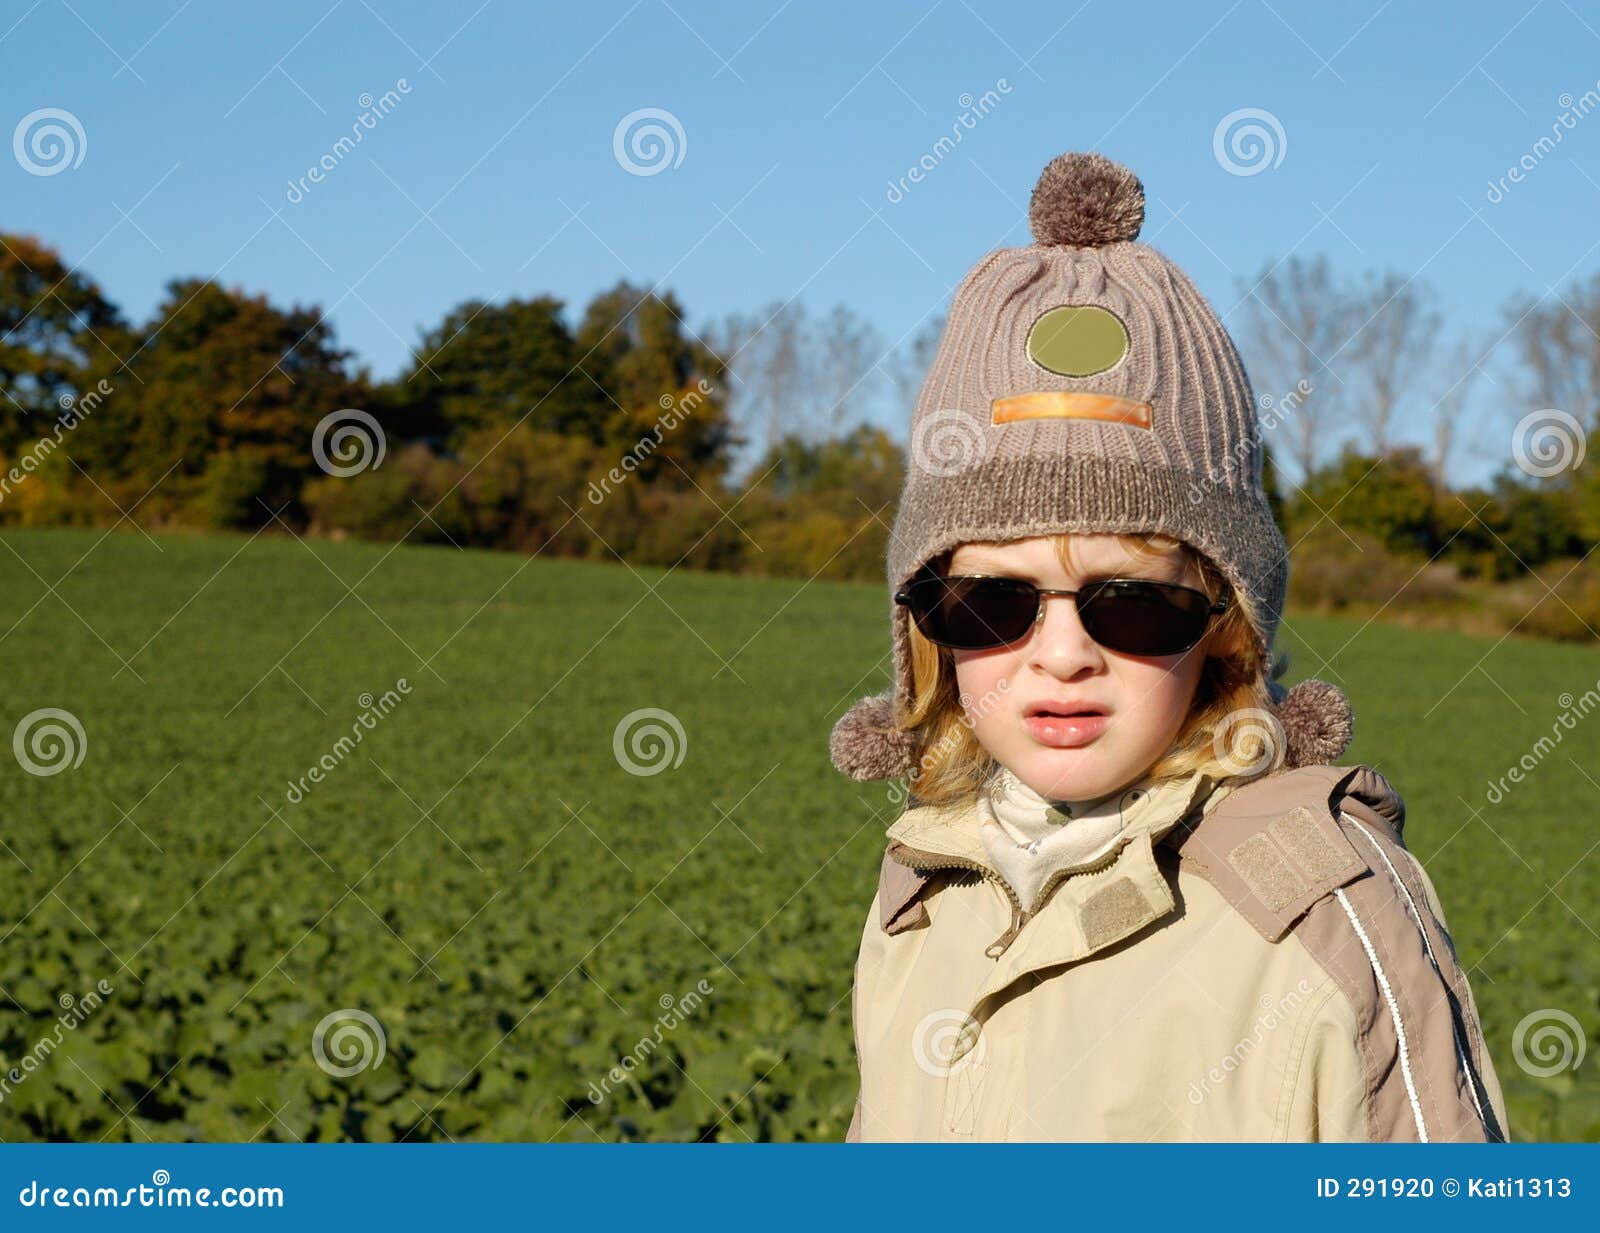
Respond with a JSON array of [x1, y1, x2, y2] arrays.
[[829, 692, 919, 782], [1272, 678, 1354, 768], [832, 682, 1351, 779]]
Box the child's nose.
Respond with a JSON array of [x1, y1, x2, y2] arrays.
[[1027, 592, 1104, 672]]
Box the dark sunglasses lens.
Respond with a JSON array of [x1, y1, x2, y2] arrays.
[[908, 577, 1038, 649], [1078, 580, 1210, 655]]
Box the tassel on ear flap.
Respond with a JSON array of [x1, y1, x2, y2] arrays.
[[829, 691, 919, 782], [1272, 678, 1354, 768]]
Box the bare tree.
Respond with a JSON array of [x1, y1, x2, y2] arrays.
[[1424, 330, 1488, 495], [889, 311, 946, 421], [714, 299, 810, 462], [1237, 253, 1360, 483], [813, 304, 885, 441], [717, 300, 893, 459], [1503, 268, 1600, 428], [1347, 270, 1443, 455]]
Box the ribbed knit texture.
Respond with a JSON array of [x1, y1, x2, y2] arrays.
[[883, 159, 1288, 724]]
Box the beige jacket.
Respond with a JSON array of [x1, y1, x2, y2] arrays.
[[847, 762, 1509, 1142]]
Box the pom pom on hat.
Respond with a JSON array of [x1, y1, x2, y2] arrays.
[[1271, 678, 1355, 769], [829, 691, 918, 782], [1028, 151, 1145, 247]]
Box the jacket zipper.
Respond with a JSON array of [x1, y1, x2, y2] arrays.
[[891, 838, 1133, 959]]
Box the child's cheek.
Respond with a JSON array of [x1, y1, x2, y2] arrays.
[[953, 649, 1015, 729]]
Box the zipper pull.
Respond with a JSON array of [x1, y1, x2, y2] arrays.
[[985, 898, 1026, 958]]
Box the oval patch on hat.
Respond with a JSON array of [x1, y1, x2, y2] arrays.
[[1026, 305, 1129, 377]]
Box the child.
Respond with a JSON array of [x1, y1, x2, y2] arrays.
[[829, 151, 1509, 1143]]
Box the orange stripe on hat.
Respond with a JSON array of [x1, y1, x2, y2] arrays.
[[991, 391, 1153, 428]]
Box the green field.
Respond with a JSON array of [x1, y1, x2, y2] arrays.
[[0, 528, 1595, 1141]]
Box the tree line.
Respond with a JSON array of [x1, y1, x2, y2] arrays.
[[1, 231, 1596, 639]]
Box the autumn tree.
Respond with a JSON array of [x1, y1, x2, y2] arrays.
[[396, 296, 594, 449], [110, 278, 369, 525], [574, 281, 737, 486], [0, 233, 130, 453]]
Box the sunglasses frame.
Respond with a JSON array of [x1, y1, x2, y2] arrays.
[[894, 571, 1230, 655]]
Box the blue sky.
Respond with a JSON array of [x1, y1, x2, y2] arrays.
[[5, 0, 1599, 485]]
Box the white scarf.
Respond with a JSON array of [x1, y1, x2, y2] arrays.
[[976, 765, 1162, 914]]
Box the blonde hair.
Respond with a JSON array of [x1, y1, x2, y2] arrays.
[[895, 531, 1284, 808]]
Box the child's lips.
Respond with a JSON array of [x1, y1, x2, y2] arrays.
[[1023, 712, 1110, 747]]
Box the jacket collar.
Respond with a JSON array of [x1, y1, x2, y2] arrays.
[[977, 766, 1152, 914], [885, 767, 1235, 993], [886, 765, 1218, 870]]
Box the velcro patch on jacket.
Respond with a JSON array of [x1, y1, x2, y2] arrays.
[[1079, 876, 1156, 952], [1166, 767, 1377, 944], [1227, 832, 1307, 913], [1224, 805, 1366, 930], [1269, 805, 1353, 880]]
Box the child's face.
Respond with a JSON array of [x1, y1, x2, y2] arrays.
[[947, 533, 1210, 804]]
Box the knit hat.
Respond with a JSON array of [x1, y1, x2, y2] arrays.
[[830, 151, 1353, 783]]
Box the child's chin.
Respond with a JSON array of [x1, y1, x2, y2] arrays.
[[1009, 746, 1124, 802]]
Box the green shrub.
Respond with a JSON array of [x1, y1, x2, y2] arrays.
[[197, 450, 272, 529], [1287, 523, 1450, 612], [302, 443, 467, 544], [1517, 558, 1600, 642]]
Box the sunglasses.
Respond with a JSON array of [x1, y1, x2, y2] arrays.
[[895, 572, 1229, 655]]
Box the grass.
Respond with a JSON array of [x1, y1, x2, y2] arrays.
[[0, 526, 1594, 1141]]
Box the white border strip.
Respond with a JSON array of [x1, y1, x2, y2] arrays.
[[1334, 886, 1428, 1142], [1341, 812, 1491, 1134]]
